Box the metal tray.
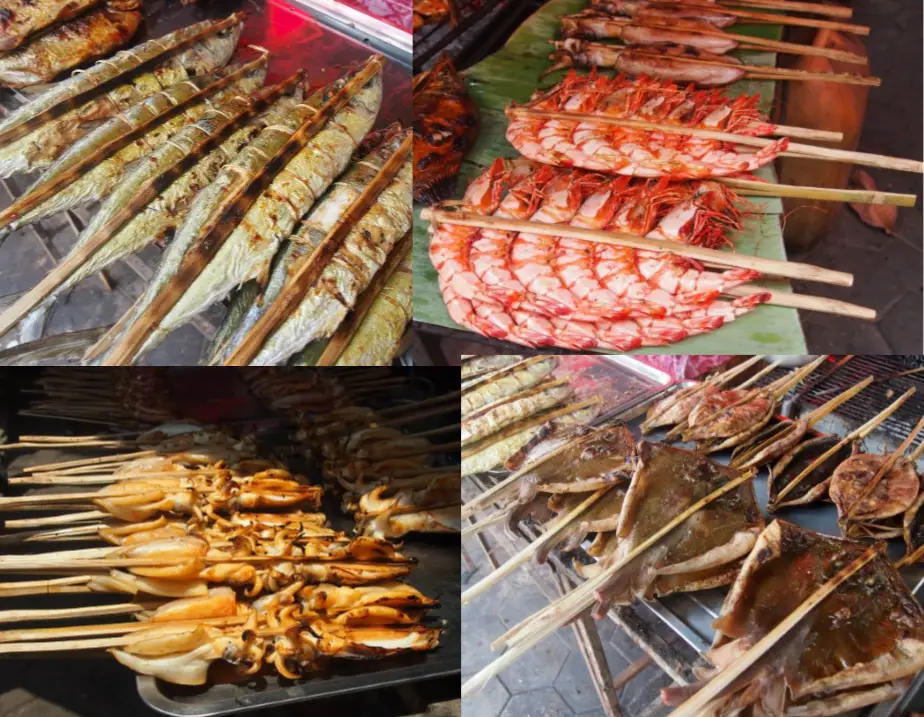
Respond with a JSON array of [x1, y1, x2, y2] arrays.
[[137, 536, 461, 717]]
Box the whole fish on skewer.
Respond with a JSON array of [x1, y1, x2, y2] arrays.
[[0, 1, 143, 87], [0, 0, 104, 50], [462, 356, 558, 418], [205, 124, 404, 366], [2, 58, 269, 238], [462, 356, 523, 382], [0, 15, 243, 179], [88, 64, 383, 365], [248, 147, 412, 366], [462, 423, 545, 478], [0, 78, 304, 344], [461, 380, 572, 447], [89, 65, 382, 360]]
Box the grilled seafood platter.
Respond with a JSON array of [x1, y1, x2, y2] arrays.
[[0, 421, 447, 686], [0, 14, 412, 366]]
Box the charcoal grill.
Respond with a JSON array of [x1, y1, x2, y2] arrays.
[[0, 0, 411, 364], [463, 354, 924, 716]]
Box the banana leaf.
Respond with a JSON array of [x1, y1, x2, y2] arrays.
[[413, 0, 807, 354]]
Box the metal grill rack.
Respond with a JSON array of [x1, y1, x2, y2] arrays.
[[756, 356, 924, 451]]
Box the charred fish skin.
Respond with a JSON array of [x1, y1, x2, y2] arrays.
[[4, 61, 268, 236], [206, 124, 405, 366], [85, 78, 348, 365], [462, 424, 544, 478], [461, 357, 558, 418], [461, 383, 572, 447], [0, 2, 143, 88], [0, 0, 103, 51], [462, 355, 523, 381], [18, 91, 303, 337], [0, 17, 242, 179], [249, 152, 412, 366], [131, 69, 384, 363], [333, 250, 412, 366]]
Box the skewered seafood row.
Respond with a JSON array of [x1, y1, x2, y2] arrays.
[[462, 356, 525, 382], [413, 53, 480, 203], [0, 15, 243, 179], [506, 71, 786, 179], [430, 158, 768, 350], [0, 0, 104, 51], [0, 1, 143, 87], [664, 521, 924, 715]]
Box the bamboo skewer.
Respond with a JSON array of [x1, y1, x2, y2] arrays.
[[461, 488, 608, 605], [3, 510, 108, 529], [377, 391, 464, 418], [461, 430, 595, 519], [716, 176, 917, 207], [636, 1, 869, 33], [844, 414, 924, 521], [460, 509, 509, 539], [723, 286, 875, 321], [772, 388, 916, 505], [462, 469, 756, 697], [9, 469, 224, 486], [0, 556, 413, 571], [670, 546, 879, 717], [422, 208, 853, 288], [23, 451, 156, 473], [224, 129, 412, 366], [0, 602, 150, 625], [16, 432, 144, 443], [896, 542, 924, 569], [510, 109, 920, 171], [0, 615, 249, 644], [720, 0, 853, 18], [462, 398, 602, 461], [731, 375, 873, 469]]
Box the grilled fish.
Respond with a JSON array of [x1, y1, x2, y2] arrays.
[[461, 356, 557, 418], [4, 60, 268, 236], [249, 149, 412, 366], [462, 423, 544, 477], [0, 1, 142, 87], [206, 124, 405, 366], [86, 70, 380, 364], [461, 381, 571, 447], [334, 248, 412, 366], [9, 85, 301, 344], [413, 53, 479, 202], [461, 355, 522, 381], [0, 0, 102, 51], [0, 16, 242, 178]]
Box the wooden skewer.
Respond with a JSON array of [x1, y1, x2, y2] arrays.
[[511, 108, 916, 171], [463, 470, 755, 697], [17, 433, 144, 443], [0, 602, 149, 625], [358, 441, 461, 461], [0, 556, 413, 571], [377, 390, 464, 418], [725, 285, 874, 320], [896, 542, 924, 569], [422, 207, 855, 287], [718, 176, 917, 207], [2, 510, 108, 530], [650, 1, 869, 33], [0, 615, 249, 644], [773, 388, 916, 505], [461, 355, 551, 397], [461, 430, 595, 519], [0, 575, 92, 594], [0, 440, 137, 451], [460, 509, 509, 539], [758, 124, 841, 142], [23, 451, 156, 473], [10, 469, 223, 486], [462, 398, 602, 461], [374, 402, 460, 428], [720, 0, 853, 19], [462, 488, 608, 605], [670, 545, 879, 717], [845, 414, 924, 520]]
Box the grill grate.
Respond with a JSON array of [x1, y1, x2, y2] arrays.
[[757, 356, 924, 450], [413, 0, 508, 70]]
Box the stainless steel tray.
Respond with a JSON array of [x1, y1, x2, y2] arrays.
[[137, 536, 461, 717]]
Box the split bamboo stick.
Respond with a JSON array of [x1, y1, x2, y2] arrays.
[[717, 176, 916, 207]]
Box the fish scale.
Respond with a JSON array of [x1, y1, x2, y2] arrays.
[[207, 125, 406, 366], [84, 75, 355, 364], [112, 70, 383, 364], [0, 18, 242, 178], [14, 92, 304, 341], [4, 61, 268, 236], [250, 154, 412, 366]]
